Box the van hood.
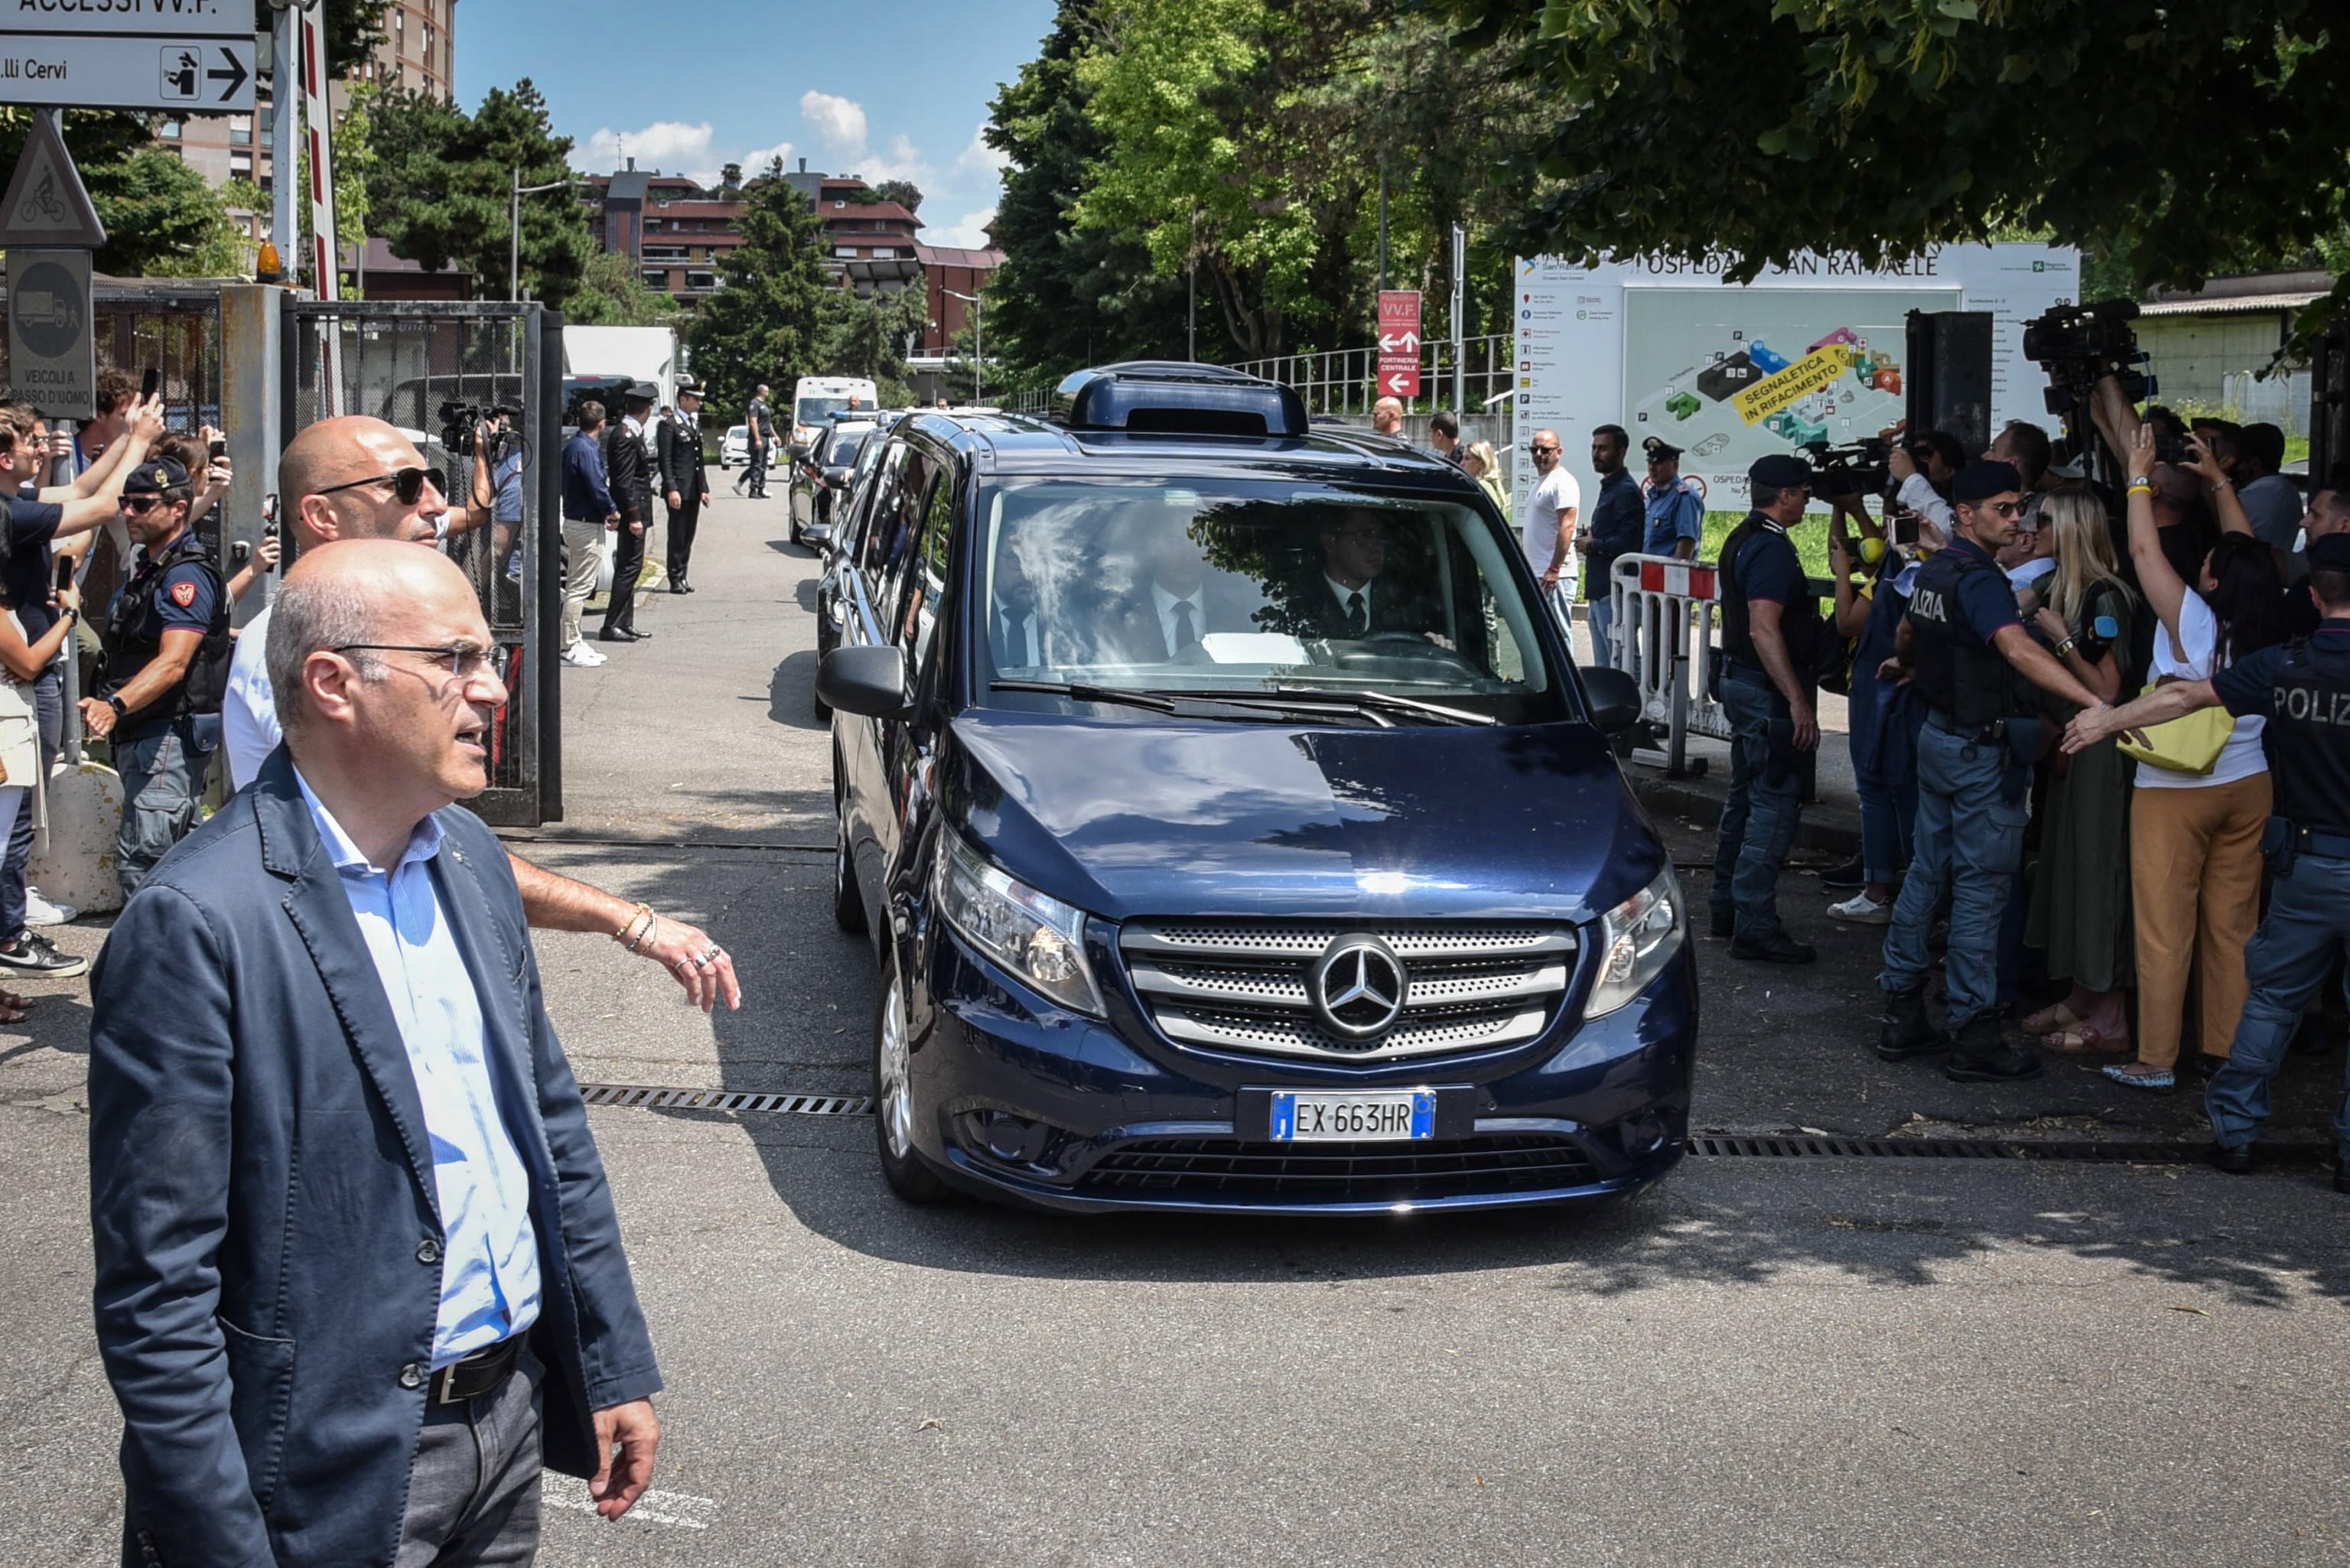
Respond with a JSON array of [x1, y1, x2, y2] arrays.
[[946, 711, 1663, 922]]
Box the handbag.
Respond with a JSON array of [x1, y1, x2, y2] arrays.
[[2116, 675, 2231, 775]]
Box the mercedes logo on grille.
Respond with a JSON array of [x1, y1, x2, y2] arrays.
[[1310, 935, 1407, 1039]]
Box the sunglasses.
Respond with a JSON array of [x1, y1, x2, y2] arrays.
[[1530, 444, 1560, 455], [313, 467, 443, 506], [122, 494, 181, 515], [1978, 500, 2025, 519]]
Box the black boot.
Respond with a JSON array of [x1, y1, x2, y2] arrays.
[[1876, 985, 1942, 1062], [1942, 1013, 2042, 1082], [1730, 929, 1817, 965]]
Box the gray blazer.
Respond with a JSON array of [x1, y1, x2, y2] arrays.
[[88, 748, 659, 1568]]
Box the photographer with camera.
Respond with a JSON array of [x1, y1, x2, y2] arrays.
[[1887, 428, 1961, 546], [1824, 486, 1921, 927]]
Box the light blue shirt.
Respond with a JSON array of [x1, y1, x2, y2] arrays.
[[296, 772, 540, 1368]]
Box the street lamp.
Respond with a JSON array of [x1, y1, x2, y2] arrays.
[[512, 168, 587, 303], [944, 288, 983, 405]]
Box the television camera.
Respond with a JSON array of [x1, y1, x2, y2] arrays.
[[2021, 299, 2156, 465]]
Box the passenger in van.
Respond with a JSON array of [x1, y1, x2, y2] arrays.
[[989, 529, 1045, 667], [1276, 508, 1435, 641], [1113, 527, 1251, 659]]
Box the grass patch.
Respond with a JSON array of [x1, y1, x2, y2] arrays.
[[1700, 510, 1837, 580]]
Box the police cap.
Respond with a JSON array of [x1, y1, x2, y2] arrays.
[[1952, 460, 2023, 503], [2307, 532, 2350, 574], [1643, 435, 1682, 463], [122, 457, 192, 496], [1747, 453, 1811, 490], [623, 381, 659, 408]]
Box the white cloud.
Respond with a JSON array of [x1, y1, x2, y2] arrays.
[[578, 120, 717, 181], [737, 142, 796, 179], [929, 207, 998, 250], [799, 91, 868, 155], [955, 122, 1010, 181], [848, 135, 935, 190]]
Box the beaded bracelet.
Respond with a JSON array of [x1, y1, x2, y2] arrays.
[[629, 914, 659, 955], [615, 902, 654, 950]]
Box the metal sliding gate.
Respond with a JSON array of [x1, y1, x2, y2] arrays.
[[285, 300, 565, 825]]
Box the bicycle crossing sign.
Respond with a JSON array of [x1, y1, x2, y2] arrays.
[[0, 108, 108, 248]]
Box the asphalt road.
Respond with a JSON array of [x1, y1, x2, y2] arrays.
[[1, 488, 2345, 1566]]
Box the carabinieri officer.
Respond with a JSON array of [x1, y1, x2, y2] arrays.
[[1712, 452, 1825, 965], [81, 457, 233, 902], [2065, 530, 2350, 1189], [1876, 459, 2109, 1082]]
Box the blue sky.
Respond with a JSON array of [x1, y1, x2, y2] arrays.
[[453, 0, 1059, 249]]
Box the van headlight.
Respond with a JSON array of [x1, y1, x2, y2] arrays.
[[936, 833, 1104, 1015], [1584, 866, 1684, 1019]]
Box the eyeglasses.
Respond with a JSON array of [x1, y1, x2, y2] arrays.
[[1529, 444, 1560, 455], [312, 467, 443, 506], [1977, 501, 2025, 519], [334, 642, 512, 688], [121, 495, 181, 515]]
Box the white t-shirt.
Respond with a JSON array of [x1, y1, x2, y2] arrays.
[[223, 603, 280, 792], [1525, 467, 1581, 584], [2135, 590, 2267, 790]]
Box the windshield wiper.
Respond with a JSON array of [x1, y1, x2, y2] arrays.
[[1265, 685, 1497, 727], [991, 680, 1186, 714]]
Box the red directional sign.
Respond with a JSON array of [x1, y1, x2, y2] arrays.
[[1376, 289, 1421, 400]]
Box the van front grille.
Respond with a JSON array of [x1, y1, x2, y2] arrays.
[[1118, 919, 1576, 1063]]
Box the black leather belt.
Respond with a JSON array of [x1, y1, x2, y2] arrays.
[[2295, 825, 2350, 862], [1925, 711, 2007, 745], [431, 1335, 524, 1406]]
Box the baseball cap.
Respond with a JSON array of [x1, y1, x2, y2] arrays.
[[1748, 453, 1811, 490], [1951, 460, 2023, 503], [122, 457, 191, 496]]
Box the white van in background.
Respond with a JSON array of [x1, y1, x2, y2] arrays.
[[790, 376, 880, 452]]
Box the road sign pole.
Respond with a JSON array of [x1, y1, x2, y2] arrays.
[[270, 4, 300, 281]]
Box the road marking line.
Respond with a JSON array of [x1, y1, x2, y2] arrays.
[[541, 1476, 718, 1529]]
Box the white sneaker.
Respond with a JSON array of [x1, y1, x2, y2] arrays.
[[23, 888, 74, 926], [561, 642, 608, 668], [1828, 891, 1892, 925]]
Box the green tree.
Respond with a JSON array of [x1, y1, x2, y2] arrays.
[[871, 178, 925, 213], [720, 161, 744, 197], [1435, 0, 2350, 318], [985, 1, 1191, 382], [566, 249, 685, 327], [99, 149, 248, 276], [817, 286, 928, 402], [366, 79, 592, 304], [252, 0, 387, 77], [688, 158, 832, 411]]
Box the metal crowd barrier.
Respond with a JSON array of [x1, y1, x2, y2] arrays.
[[1608, 553, 1730, 777]]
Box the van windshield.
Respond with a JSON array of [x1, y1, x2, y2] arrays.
[[973, 478, 1566, 723], [796, 397, 851, 428]]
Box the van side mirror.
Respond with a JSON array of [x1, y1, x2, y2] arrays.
[[1581, 665, 1642, 735], [818, 645, 911, 718]]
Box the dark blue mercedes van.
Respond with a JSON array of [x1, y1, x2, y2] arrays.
[[818, 363, 1695, 1214]]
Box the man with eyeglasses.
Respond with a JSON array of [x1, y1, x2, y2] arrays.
[[222, 415, 744, 1014], [89, 542, 663, 1568], [77, 458, 233, 900], [1524, 429, 1580, 632], [1876, 460, 2111, 1082]]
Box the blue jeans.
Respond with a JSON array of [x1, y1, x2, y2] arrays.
[[1850, 678, 1918, 886], [116, 726, 206, 902], [1880, 721, 2028, 1029], [0, 669, 61, 942], [1587, 590, 1618, 672], [1711, 675, 1803, 942], [2208, 853, 2350, 1160]]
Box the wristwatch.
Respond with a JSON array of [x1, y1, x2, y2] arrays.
[[106, 694, 127, 721]]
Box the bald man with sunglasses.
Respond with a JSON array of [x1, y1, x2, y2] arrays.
[[223, 416, 744, 1012]]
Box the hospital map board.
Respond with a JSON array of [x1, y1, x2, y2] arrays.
[[1512, 245, 2079, 525]]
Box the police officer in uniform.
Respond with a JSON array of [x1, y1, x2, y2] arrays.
[[659, 377, 712, 594], [2065, 530, 2350, 1189], [600, 382, 657, 643], [1712, 452, 1826, 964], [1879, 460, 2108, 1081], [80, 457, 232, 900], [743, 382, 774, 499]]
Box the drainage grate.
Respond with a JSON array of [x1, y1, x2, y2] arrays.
[[578, 1083, 873, 1117], [1688, 1134, 2332, 1165]]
